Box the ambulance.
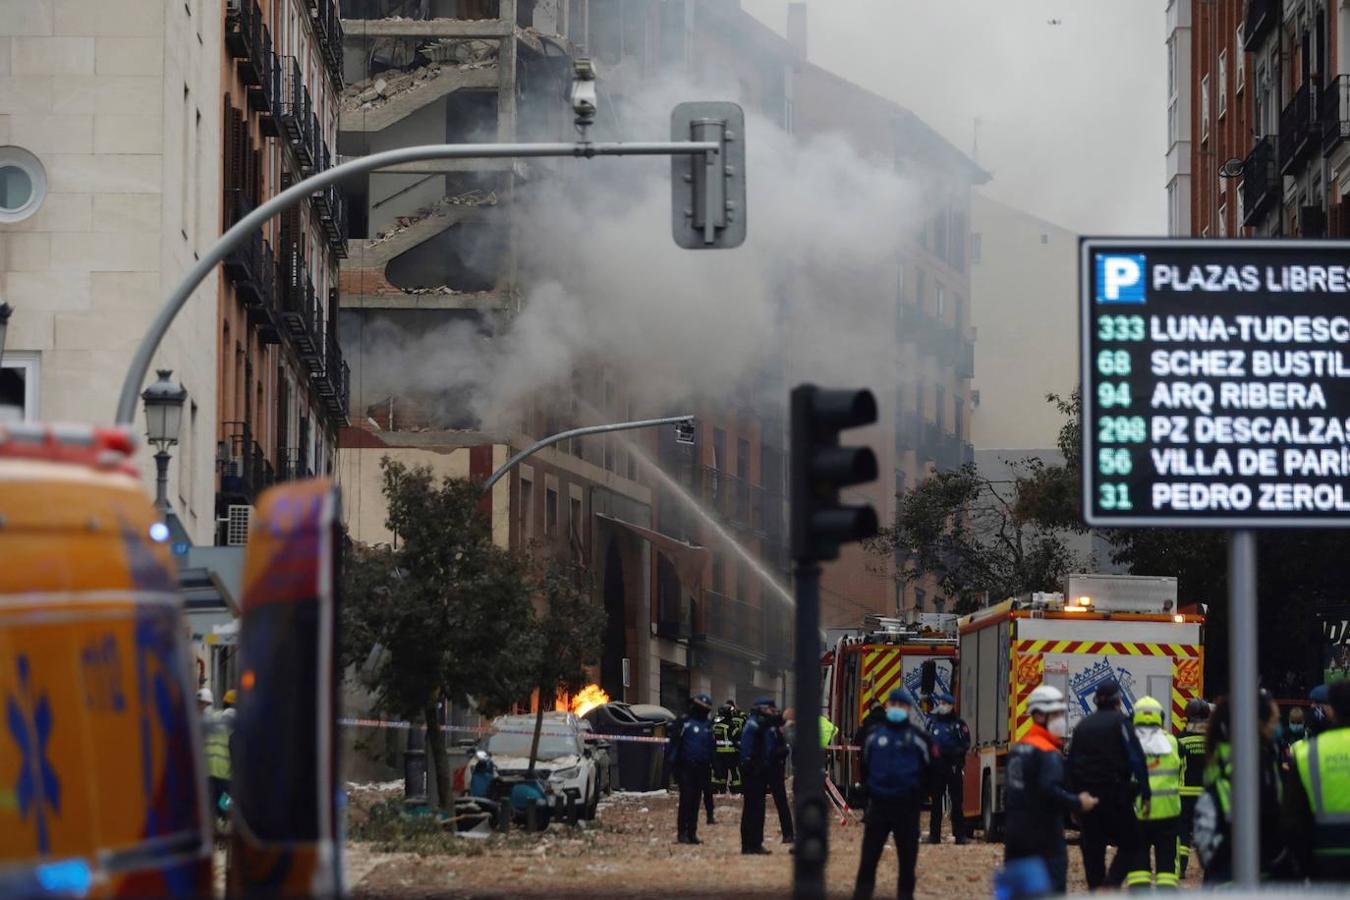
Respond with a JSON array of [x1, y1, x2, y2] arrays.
[[957, 574, 1204, 840], [822, 613, 959, 789]]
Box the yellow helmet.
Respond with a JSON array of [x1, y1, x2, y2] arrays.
[[223, 688, 238, 706], [1133, 695, 1164, 727]]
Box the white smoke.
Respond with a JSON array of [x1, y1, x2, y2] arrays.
[[352, 73, 932, 427]]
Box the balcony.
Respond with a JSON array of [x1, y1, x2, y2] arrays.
[[1280, 78, 1322, 174], [894, 411, 919, 452], [278, 243, 322, 359], [1243, 0, 1277, 52], [276, 448, 313, 483], [279, 57, 315, 170], [691, 465, 772, 535], [225, 0, 265, 64], [219, 422, 274, 506], [315, 303, 350, 422], [693, 590, 766, 662], [314, 0, 344, 88], [957, 337, 975, 379], [312, 183, 348, 258], [1241, 136, 1279, 226], [1322, 74, 1350, 156]]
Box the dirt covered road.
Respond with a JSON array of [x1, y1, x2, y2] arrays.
[[346, 787, 1202, 898]]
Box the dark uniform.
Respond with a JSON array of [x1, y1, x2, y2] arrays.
[[1176, 698, 1209, 879], [712, 703, 742, 797], [925, 692, 971, 844], [767, 713, 795, 843], [1067, 683, 1150, 890], [739, 697, 780, 855], [667, 693, 716, 844], [1006, 717, 1088, 894], [852, 688, 937, 900]]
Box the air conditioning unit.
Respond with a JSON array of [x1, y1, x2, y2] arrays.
[[225, 505, 253, 546]]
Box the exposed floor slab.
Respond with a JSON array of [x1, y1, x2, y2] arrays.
[[341, 63, 500, 133]]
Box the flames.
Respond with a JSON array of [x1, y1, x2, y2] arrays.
[[570, 684, 610, 718]]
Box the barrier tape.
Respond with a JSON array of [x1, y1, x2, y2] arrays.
[[336, 718, 865, 751]]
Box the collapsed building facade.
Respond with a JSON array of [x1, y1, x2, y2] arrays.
[[335, 1, 981, 717]]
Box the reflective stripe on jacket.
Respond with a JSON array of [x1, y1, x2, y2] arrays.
[[203, 711, 232, 780], [1292, 728, 1350, 858], [1179, 732, 1207, 798], [1136, 730, 1182, 820]]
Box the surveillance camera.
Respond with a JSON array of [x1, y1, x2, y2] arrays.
[[571, 58, 599, 127]]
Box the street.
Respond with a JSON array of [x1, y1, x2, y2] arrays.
[[343, 785, 1201, 898]]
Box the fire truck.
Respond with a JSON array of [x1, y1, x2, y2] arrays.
[[958, 574, 1205, 840], [822, 614, 959, 789]]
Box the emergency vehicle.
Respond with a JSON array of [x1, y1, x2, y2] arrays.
[[0, 422, 342, 896], [822, 613, 959, 789], [957, 574, 1204, 840]]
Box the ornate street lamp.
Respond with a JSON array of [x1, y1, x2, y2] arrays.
[[141, 369, 188, 512]]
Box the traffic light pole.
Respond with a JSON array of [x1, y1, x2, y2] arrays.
[[1228, 529, 1259, 888], [792, 559, 827, 900], [112, 139, 719, 426], [478, 415, 693, 493]]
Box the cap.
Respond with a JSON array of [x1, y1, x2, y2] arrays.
[[1311, 684, 1330, 703], [223, 689, 238, 706], [753, 696, 774, 709], [196, 688, 214, 704], [934, 690, 955, 705], [691, 692, 712, 709], [887, 687, 916, 706]]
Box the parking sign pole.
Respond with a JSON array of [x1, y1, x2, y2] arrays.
[[1227, 529, 1259, 888]]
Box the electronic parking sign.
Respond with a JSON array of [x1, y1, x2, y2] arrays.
[[1081, 239, 1350, 527]]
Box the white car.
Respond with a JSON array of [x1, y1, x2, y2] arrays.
[[478, 711, 601, 819]]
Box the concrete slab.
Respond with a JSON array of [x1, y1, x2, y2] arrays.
[[340, 63, 499, 133]]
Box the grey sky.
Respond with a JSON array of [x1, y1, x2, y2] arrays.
[[741, 0, 1166, 235]]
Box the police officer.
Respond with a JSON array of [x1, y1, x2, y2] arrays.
[[925, 690, 970, 845], [667, 692, 716, 844], [1307, 683, 1334, 738], [1284, 679, 1350, 882], [1177, 697, 1209, 878], [1125, 696, 1183, 892], [1005, 685, 1098, 895], [1068, 680, 1150, 890], [851, 687, 937, 900], [767, 705, 795, 845], [740, 696, 780, 855]]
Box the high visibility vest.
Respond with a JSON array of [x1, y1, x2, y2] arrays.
[[1136, 732, 1182, 820], [714, 719, 737, 753], [1292, 728, 1350, 859], [203, 712, 232, 781], [1179, 732, 1207, 799], [819, 716, 838, 749]]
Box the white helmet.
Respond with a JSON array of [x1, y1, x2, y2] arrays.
[[196, 688, 214, 704], [1026, 684, 1067, 715]]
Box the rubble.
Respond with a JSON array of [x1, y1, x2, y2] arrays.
[[364, 190, 500, 248], [340, 53, 497, 114]]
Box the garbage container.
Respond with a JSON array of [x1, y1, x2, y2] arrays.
[[584, 702, 674, 792]]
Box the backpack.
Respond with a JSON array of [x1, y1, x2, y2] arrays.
[[1191, 780, 1227, 870]]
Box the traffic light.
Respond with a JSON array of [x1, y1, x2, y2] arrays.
[[671, 101, 746, 249], [790, 385, 879, 563]]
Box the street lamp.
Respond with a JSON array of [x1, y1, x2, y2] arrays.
[[141, 369, 187, 512], [0, 302, 12, 370]]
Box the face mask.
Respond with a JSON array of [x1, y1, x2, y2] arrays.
[[935, 704, 953, 716], [1289, 723, 1304, 735], [1048, 716, 1068, 738], [886, 707, 909, 724]]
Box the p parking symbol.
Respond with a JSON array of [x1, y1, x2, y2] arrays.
[[1096, 254, 1146, 304]]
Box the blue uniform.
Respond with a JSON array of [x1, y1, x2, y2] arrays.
[[739, 710, 783, 852], [854, 719, 938, 899], [669, 713, 715, 842], [926, 711, 971, 843]]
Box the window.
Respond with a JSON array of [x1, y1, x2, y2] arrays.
[[1201, 74, 1211, 140], [178, 401, 197, 511], [520, 479, 534, 541], [711, 554, 725, 593], [0, 146, 47, 224], [181, 85, 191, 240], [915, 588, 927, 611], [712, 427, 726, 470], [1167, 36, 1177, 98], [1218, 51, 1228, 118], [1236, 33, 1245, 90], [1236, 181, 1245, 228], [0, 352, 40, 423], [1168, 98, 1179, 146], [545, 487, 558, 536], [570, 497, 583, 545], [1218, 203, 1228, 237]]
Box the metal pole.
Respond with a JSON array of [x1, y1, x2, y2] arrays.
[[1228, 529, 1259, 888], [154, 450, 171, 512], [113, 140, 719, 425], [479, 415, 694, 493], [792, 560, 826, 900]]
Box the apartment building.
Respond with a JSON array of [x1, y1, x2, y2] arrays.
[[0, 0, 222, 544], [217, 0, 349, 547]]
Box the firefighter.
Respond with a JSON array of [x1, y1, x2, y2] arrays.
[[740, 696, 780, 855], [713, 702, 742, 797], [1004, 685, 1098, 895], [851, 687, 937, 900], [201, 688, 235, 822], [1177, 697, 1209, 878], [667, 692, 716, 845], [1068, 680, 1151, 890], [1284, 678, 1350, 883], [1124, 696, 1183, 891], [925, 689, 971, 845]]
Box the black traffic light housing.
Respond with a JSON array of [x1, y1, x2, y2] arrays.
[[790, 385, 879, 563]]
